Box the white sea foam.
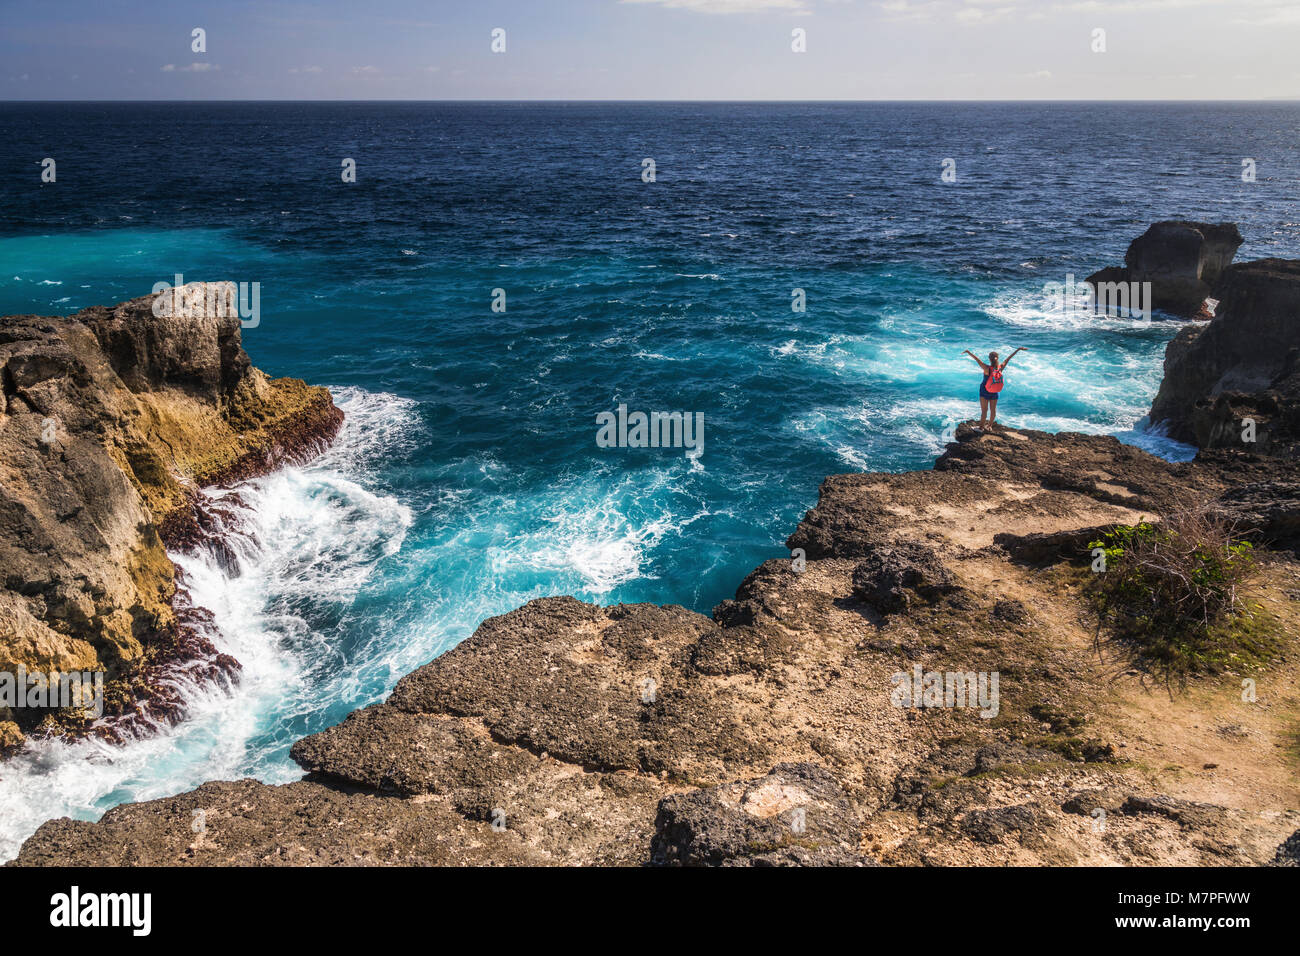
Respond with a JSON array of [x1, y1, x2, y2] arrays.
[[985, 287, 1182, 332], [634, 350, 681, 362], [527, 510, 670, 595], [464, 464, 705, 600], [0, 387, 416, 861], [1116, 419, 1198, 462]]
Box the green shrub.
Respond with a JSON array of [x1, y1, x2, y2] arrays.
[[1087, 507, 1268, 677]]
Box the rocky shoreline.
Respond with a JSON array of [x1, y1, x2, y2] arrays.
[[1, 283, 342, 751], [6, 229, 1300, 866]]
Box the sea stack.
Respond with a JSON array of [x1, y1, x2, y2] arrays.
[[1086, 220, 1244, 318]]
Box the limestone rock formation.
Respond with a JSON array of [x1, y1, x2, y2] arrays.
[[650, 763, 875, 866], [1085, 220, 1243, 318], [1149, 259, 1300, 452], [851, 542, 958, 612], [0, 285, 342, 750]]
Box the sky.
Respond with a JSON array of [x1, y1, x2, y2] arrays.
[[2, 0, 1298, 100]]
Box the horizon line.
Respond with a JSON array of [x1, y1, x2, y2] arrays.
[[4, 97, 1300, 104]]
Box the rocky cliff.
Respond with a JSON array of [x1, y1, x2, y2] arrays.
[[9, 240, 1300, 868], [0, 284, 343, 752], [1086, 220, 1244, 318], [1150, 259, 1300, 453], [12, 422, 1300, 866]]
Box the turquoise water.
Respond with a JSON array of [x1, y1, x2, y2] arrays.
[[2, 101, 1298, 857]]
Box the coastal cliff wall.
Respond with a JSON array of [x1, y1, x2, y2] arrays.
[[9, 234, 1300, 867], [1150, 259, 1300, 453], [0, 284, 342, 751]]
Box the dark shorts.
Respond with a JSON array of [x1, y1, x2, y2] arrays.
[[979, 387, 1000, 401]]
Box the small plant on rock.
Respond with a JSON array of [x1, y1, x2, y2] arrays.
[[1087, 505, 1271, 678]]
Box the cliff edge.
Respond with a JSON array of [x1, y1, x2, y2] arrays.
[[1150, 259, 1300, 453], [0, 284, 343, 751]]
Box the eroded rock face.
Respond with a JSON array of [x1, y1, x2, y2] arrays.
[[1086, 221, 1243, 318], [1150, 259, 1300, 452], [0, 286, 343, 749], [1275, 829, 1300, 866], [76, 284, 252, 402], [7, 778, 557, 867], [852, 543, 958, 612], [650, 763, 875, 866], [381, 597, 774, 779], [1216, 481, 1300, 550]]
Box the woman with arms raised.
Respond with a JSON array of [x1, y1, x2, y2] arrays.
[[963, 347, 1025, 430]]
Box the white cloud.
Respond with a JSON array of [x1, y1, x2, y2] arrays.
[[883, 0, 1299, 24], [1232, 4, 1300, 26], [878, 0, 945, 20], [955, 4, 1016, 22], [620, 0, 812, 13], [1046, 0, 1300, 27], [881, 0, 1013, 23], [1052, 0, 1288, 14], [161, 62, 217, 73]]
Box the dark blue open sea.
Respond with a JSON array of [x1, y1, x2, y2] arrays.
[[2, 101, 1298, 855]]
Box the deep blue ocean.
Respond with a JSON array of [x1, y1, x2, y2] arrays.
[[2, 102, 1298, 855]]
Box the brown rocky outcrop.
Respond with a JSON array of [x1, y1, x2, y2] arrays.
[[1085, 220, 1243, 318], [1149, 259, 1300, 453], [0, 284, 343, 750], [650, 763, 875, 866]]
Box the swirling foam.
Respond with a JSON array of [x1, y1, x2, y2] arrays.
[[0, 388, 415, 861]]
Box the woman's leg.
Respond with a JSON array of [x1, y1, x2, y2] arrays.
[[978, 396, 989, 425], [988, 398, 998, 426]]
